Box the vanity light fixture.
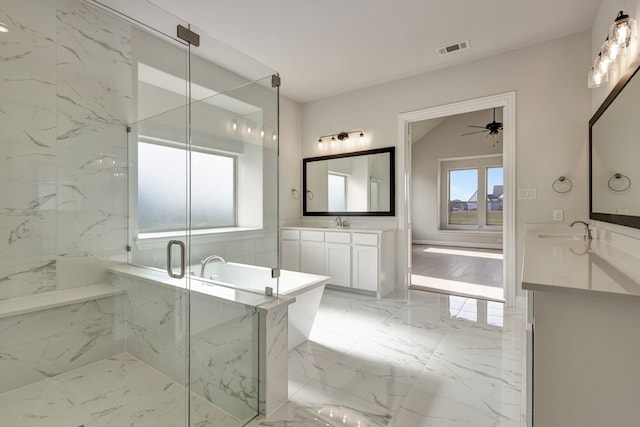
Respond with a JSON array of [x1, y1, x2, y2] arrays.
[[317, 130, 365, 145], [588, 11, 636, 88]]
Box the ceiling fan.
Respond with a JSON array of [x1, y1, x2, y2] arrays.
[[461, 107, 503, 146]]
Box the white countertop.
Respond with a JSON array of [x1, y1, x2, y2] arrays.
[[521, 231, 640, 299], [281, 225, 392, 233]]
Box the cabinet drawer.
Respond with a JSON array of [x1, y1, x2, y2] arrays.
[[352, 233, 378, 246], [281, 229, 300, 240], [325, 231, 351, 244], [300, 230, 325, 242]]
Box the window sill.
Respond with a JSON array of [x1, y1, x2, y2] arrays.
[[135, 227, 265, 250], [438, 228, 503, 236]]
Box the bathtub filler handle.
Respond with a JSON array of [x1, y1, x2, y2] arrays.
[[200, 255, 226, 277]]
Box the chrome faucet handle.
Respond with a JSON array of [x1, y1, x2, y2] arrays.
[[570, 220, 592, 241]]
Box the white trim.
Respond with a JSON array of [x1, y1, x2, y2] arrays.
[[398, 92, 516, 307], [412, 240, 503, 250]]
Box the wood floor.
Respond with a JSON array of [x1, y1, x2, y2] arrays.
[[411, 244, 504, 301]]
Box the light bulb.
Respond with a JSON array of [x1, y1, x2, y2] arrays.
[[0, 22, 8, 33], [272, 131, 277, 141], [247, 126, 252, 134], [616, 24, 630, 45], [232, 119, 237, 131], [602, 39, 620, 62], [260, 130, 265, 138]]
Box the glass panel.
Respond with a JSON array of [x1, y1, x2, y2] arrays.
[[486, 166, 504, 226], [448, 168, 478, 225]]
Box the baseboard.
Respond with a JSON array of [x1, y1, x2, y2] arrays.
[[412, 240, 503, 250]]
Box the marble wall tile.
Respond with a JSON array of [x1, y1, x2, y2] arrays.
[[55, 0, 131, 272], [0, 0, 58, 300], [0, 294, 125, 394], [111, 272, 261, 421], [259, 304, 289, 416]]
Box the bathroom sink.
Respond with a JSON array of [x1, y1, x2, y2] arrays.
[[537, 233, 582, 240]]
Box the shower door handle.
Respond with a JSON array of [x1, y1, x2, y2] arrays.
[[167, 240, 186, 279]]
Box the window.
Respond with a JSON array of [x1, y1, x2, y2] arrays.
[[441, 156, 503, 230], [328, 173, 346, 211], [486, 167, 504, 226], [138, 142, 236, 232], [448, 168, 478, 226]]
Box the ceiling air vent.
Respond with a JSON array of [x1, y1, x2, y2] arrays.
[[437, 40, 470, 56]]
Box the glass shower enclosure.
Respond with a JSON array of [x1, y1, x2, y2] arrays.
[[0, 0, 279, 425]]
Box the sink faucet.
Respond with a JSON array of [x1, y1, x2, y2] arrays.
[[335, 216, 343, 228], [570, 220, 593, 241], [200, 255, 226, 277]]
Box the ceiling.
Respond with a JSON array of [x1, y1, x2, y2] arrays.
[[147, 0, 602, 103]]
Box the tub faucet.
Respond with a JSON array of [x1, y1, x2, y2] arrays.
[[335, 216, 343, 228], [570, 220, 593, 241], [200, 255, 226, 277]]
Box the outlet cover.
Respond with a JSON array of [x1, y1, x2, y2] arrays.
[[553, 209, 564, 221]]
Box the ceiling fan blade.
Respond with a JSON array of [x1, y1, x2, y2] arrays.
[[467, 125, 487, 129], [461, 130, 488, 136]]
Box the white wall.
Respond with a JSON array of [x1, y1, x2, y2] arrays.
[[299, 33, 592, 294], [412, 109, 503, 248]]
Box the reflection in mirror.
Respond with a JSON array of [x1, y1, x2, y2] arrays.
[[303, 147, 395, 216], [590, 59, 640, 229]]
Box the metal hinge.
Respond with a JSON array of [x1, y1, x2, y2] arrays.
[[126, 126, 131, 133], [271, 74, 281, 88], [126, 245, 132, 252], [177, 25, 200, 47], [271, 268, 280, 279]]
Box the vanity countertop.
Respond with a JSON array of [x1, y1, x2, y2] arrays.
[[522, 231, 640, 299], [281, 225, 395, 233]]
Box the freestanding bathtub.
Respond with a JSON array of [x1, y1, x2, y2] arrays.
[[199, 262, 329, 350]]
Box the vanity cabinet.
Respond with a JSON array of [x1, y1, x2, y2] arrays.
[[280, 227, 396, 297], [299, 231, 325, 276], [522, 230, 640, 427], [325, 232, 351, 287], [280, 230, 300, 271]]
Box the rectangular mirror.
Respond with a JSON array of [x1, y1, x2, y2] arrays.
[[590, 59, 640, 229], [303, 147, 395, 216]]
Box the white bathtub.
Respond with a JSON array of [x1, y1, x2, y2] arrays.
[[199, 262, 329, 350]]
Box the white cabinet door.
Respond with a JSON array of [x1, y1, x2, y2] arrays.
[[300, 241, 325, 276], [281, 239, 300, 271], [325, 243, 351, 287], [352, 245, 378, 292]]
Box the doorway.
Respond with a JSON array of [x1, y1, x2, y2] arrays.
[[397, 93, 516, 306]]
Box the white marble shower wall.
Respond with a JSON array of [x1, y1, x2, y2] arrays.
[[0, 0, 130, 299], [0, 0, 58, 299], [0, 295, 126, 394], [109, 271, 261, 421], [0, 0, 131, 394]]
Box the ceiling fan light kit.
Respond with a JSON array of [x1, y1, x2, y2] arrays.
[[461, 107, 503, 147]]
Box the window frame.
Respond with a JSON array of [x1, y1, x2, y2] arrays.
[[439, 155, 503, 232], [135, 138, 238, 235]]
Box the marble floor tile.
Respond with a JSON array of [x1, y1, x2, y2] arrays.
[[257, 288, 526, 427], [0, 353, 245, 427], [0, 288, 525, 427]]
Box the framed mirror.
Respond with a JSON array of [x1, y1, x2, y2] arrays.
[[590, 58, 640, 229], [303, 147, 395, 216]]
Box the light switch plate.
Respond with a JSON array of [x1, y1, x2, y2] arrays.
[[518, 188, 537, 200]]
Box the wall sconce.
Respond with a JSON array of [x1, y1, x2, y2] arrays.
[[318, 130, 365, 145], [588, 11, 636, 88]]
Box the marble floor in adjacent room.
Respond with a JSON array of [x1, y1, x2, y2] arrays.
[[0, 353, 242, 427], [247, 288, 525, 427]]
